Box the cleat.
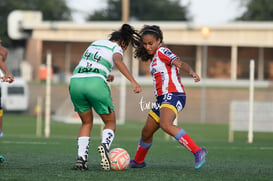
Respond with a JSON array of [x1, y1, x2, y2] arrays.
[[0, 155, 5, 164], [98, 143, 110, 171], [194, 148, 208, 170], [75, 156, 88, 170], [129, 160, 146, 168]]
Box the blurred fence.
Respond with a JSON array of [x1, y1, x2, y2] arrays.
[[27, 78, 273, 125]]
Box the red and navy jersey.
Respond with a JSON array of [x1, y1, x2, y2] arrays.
[[150, 46, 185, 97]]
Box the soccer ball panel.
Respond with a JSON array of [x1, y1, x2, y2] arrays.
[[109, 148, 130, 171]]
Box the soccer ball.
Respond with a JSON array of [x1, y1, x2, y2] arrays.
[[108, 148, 130, 171]]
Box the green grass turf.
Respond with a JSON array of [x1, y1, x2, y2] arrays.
[[0, 114, 273, 181]]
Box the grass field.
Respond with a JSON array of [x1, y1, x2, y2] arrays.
[[0, 114, 273, 181]]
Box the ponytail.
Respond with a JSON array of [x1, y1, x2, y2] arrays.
[[109, 24, 141, 49]]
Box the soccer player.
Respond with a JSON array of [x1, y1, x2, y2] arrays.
[[130, 25, 207, 170], [0, 39, 14, 138], [69, 24, 142, 170]]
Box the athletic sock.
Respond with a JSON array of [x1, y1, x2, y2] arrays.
[[77, 136, 90, 160], [101, 129, 115, 151], [134, 140, 152, 163], [174, 129, 201, 153]]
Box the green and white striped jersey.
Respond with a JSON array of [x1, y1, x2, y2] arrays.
[[71, 40, 123, 81]]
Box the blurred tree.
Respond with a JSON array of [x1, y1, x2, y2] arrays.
[[87, 0, 191, 21], [236, 0, 273, 20], [0, 0, 71, 46]]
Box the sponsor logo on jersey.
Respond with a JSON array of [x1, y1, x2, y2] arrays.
[[163, 49, 172, 56], [151, 68, 157, 74], [77, 67, 100, 74], [162, 49, 177, 60]]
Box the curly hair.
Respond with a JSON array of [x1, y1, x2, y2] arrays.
[[134, 25, 163, 61]]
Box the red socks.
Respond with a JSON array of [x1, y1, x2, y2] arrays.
[[133, 130, 201, 163], [134, 144, 150, 163], [178, 133, 201, 153]]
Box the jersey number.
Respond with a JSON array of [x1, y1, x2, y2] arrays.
[[84, 51, 101, 63], [93, 52, 101, 62], [163, 93, 172, 100]]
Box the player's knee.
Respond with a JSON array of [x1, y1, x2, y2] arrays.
[[159, 121, 171, 133]]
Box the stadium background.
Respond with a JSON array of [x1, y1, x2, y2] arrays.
[[4, 10, 273, 125], [1, 3, 273, 180]]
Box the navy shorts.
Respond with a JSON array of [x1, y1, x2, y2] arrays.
[[149, 92, 186, 123]]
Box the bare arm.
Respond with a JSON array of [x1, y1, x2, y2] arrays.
[[172, 58, 200, 82], [113, 53, 141, 93], [0, 45, 7, 61], [0, 45, 14, 83]]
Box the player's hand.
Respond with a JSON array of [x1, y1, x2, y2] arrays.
[[132, 81, 141, 93], [1, 73, 14, 83], [191, 73, 200, 82], [107, 75, 114, 82]]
